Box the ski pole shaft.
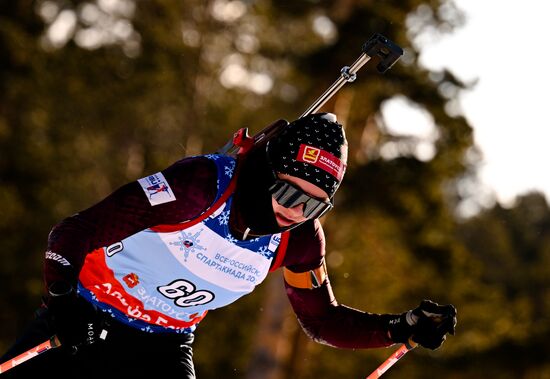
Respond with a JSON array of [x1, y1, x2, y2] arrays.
[[0, 336, 61, 374], [301, 33, 403, 118], [365, 340, 417, 379]]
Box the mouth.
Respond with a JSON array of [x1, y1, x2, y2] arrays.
[[275, 212, 298, 227]]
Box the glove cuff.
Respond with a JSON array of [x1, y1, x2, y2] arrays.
[[405, 310, 419, 326], [47, 281, 74, 298], [385, 312, 414, 344]]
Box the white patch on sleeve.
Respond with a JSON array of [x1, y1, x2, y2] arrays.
[[268, 233, 282, 253], [138, 172, 176, 206]]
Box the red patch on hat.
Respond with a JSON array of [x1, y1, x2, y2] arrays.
[[297, 144, 345, 180]]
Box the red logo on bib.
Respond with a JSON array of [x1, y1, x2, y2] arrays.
[[123, 273, 140, 288]]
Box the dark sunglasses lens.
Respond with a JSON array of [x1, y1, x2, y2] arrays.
[[278, 187, 308, 207], [270, 180, 332, 219], [271, 181, 304, 208], [303, 200, 332, 219]]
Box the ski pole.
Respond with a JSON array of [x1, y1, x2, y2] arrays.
[[0, 335, 61, 374], [365, 339, 417, 379], [300, 33, 403, 117]]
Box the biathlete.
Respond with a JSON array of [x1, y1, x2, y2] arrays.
[[1, 113, 456, 378]]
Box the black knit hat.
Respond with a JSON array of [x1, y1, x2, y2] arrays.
[[267, 113, 348, 198]]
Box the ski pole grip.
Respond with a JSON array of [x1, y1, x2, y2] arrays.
[[362, 33, 403, 73]]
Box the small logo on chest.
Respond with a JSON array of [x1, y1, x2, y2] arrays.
[[123, 273, 140, 288], [169, 229, 206, 261]]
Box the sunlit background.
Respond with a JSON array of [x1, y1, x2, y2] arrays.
[[386, 0, 550, 217]]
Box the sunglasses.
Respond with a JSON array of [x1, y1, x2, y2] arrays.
[[269, 179, 333, 219]]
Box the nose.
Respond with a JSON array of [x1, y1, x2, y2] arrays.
[[286, 203, 304, 218]]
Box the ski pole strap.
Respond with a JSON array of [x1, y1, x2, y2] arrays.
[[365, 339, 417, 379], [301, 33, 403, 118], [0, 335, 61, 374]]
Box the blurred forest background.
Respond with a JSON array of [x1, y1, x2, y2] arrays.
[[1, 1, 549, 378]]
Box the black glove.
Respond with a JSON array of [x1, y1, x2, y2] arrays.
[[388, 299, 457, 350], [47, 281, 104, 353]]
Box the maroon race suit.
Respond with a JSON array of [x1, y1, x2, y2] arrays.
[[45, 155, 396, 349]]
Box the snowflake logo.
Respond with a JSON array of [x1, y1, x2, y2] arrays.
[[258, 246, 272, 258], [226, 234, 238, 244], [141, 325, 154, 333], [224, 161, 236, 177], [218, 210, 230, 225], [169, 229, 206, 261]]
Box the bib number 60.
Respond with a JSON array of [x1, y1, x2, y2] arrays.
[[158, 279, 214, 307]]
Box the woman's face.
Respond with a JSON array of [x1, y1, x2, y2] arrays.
[[271, 173, 330, 228]]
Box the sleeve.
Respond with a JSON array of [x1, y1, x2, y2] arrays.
[[44, 156, 218, 290], [282, 220, 397, 349]]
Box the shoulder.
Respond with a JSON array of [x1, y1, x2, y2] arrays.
[[282, 219, 326, 271], [157, 155, 220, 218], [162, 155, 221, 191], [164, 155, 235, 184]]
